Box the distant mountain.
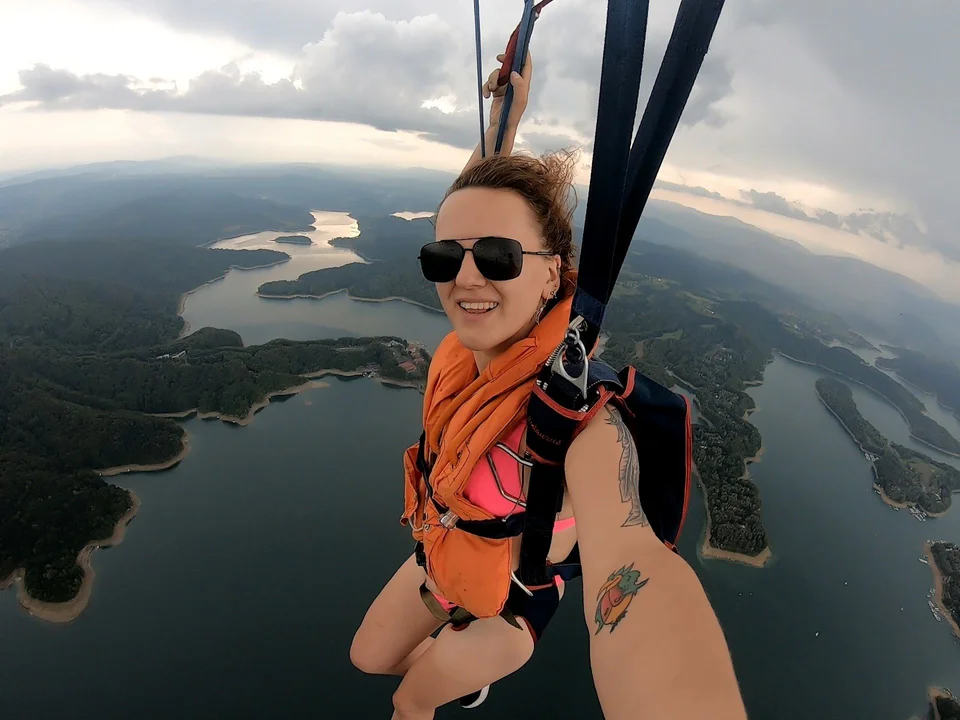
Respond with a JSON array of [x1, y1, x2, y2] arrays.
[[0, 163, 451, 250], [5, 159, 957, 357], [635, 200, 960, 355]]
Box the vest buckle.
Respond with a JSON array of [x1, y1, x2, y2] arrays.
[[440, 510, 460, 529]]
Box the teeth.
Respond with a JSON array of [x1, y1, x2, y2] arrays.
[[458, 301, 498, 311]]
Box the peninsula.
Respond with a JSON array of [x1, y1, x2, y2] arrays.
[[0, 234, 431, 621], [815, 377, 960, 514], [926, 541, 960, 638]]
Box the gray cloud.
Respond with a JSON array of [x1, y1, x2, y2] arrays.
[[12, 0, 957, 264], [668, 182, 945, 258], [739, 189, 811, 221], [2, 11, 481, 149], [655, 180, 726, 201], [21, 1, 733, 147]]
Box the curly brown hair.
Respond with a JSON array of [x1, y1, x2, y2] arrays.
[[439, 149, 580, 298]]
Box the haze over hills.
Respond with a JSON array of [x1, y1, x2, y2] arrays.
[[634, 200, 960, 357], [1, 159, 958, 360]]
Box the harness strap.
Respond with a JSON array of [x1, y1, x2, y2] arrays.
[[418, 580, 524, 631], [572, 0, 650, 350], [612, 0, 726, 285]]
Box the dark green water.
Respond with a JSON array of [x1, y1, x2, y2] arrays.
[[3, 243, 958, 718]]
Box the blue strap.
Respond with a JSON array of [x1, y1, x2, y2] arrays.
[[571, 0, 649, 349], [495, 0, 537, 154], [612, 0, 726, 284], [573, 0, 726, 350], [473, 0, 487, 159]]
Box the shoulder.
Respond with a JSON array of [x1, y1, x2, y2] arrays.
[[568, 402, 632, 464]]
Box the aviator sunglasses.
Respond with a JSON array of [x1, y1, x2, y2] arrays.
[[418, 236, 555, 283]]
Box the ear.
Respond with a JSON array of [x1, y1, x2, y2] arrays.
[[543, 255, 561, 298]]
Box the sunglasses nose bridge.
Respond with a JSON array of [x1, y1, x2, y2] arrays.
[[455, 247, 487, 286]]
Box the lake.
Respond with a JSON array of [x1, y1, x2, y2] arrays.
[[183, 211, 450, 350], [2, 221, 958, 719]]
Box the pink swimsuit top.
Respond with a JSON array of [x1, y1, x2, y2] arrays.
[[463, 422, 577, 534]]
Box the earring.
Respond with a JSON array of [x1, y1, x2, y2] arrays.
[[534, 301, 546, 325]]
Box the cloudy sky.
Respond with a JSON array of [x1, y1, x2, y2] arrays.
[[1, 0, 957, 299]]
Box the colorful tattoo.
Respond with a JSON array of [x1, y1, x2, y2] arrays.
[[604, 408, 647, 528], [594, 562, 649, 635]]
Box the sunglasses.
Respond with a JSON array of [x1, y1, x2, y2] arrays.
[[418, 237, 555, 283]]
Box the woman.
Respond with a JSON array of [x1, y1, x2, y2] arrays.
[[351, 57, 747, 720]]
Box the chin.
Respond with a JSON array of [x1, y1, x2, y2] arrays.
[[453, 326, 504, 353]]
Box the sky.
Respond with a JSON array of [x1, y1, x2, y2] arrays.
[[1, 0, 957, 300]]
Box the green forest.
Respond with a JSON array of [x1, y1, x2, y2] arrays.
[[815, 377, 886, 454], [0, 237, 428, 605], [815, 378, 959, 513], [876, 348, 960, 421], [258, 218, 960, 558], [930, 542, 960, 630], [258, 214, 441, 310]]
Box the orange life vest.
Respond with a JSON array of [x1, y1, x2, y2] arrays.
[[400, 295, 574, 619]]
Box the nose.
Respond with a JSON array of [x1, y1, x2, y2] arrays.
[[455, 248, 486, 288]]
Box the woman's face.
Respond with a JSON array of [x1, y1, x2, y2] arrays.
[[433, 187, 561, 363]]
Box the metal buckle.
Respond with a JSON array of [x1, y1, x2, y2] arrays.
[[439, 510, 459, 529], [550, 316, 590, 399]]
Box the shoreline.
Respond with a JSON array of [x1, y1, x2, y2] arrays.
[[925, 542, 960, 639], [878, 366, 960, 422], [97, 433, 191, 477], [698, 447, 772, 568], [816, 386, 956, 515], [778, 351, 960, 458], [176, 258, 291, 338], [149, 371, 422, 428], [1, 491, 141, 623], [929, 686, 954, 720], [256, 287, 443, 313], [150, 380, 331, 428]]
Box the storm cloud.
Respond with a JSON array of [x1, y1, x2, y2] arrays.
[[2, 1, 735, 151]]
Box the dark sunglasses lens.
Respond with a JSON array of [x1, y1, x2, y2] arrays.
[[473, 237, 523, 281], [418, 242, 464, 282]]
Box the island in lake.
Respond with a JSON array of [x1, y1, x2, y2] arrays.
[[272, 234, 313, 246], [815, 377, 960, 515], [0, 235, 429, 622], [926, 541, 960, 638]]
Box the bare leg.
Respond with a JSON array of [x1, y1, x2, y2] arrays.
[[391, 616, 536, 720], [351, 553, 444, 676]]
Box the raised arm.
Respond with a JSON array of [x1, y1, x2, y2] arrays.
[[462, 53, 533, 172], [565, 405, 747, 720]]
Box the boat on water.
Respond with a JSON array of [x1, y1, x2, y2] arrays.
[[920, 556, 930, 564]]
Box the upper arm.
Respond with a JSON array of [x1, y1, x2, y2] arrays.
[[565, 404, 746, 719], [565, 403, 671, 579]]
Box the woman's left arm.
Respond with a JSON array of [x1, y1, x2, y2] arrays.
[[565, 405, 747, 720]]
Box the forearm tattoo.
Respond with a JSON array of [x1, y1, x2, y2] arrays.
[[594, 562, 650, 634], [604, 408, 647, 528]]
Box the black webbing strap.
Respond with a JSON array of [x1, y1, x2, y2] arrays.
[[573, 0, 726, 352], [571, 0, 650, 351], [517, 371, 587, 587], [612, 0, 726, 283]]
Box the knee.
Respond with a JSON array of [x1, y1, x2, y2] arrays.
[[349, 632, 393, 675], [392, 685, 429, 718]]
